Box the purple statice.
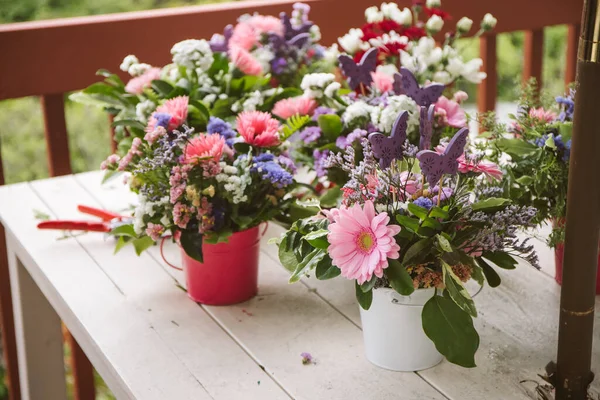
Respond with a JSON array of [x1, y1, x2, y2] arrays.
[[207, 117, 236, 147], [278, 154, 298, 174], [313, 149, 331, 177], [312, 106, 336, 121], [431, 186, 453, 202], [300, 351, 314, 365], [335, 136, 348, 149], [292, 3, 311, 28], [253, 153, 275, 162], [298, 126, 321, 143], [556, 89, 575, 122], [271, 57, 288, 74], [153, 113, 172, 130], [209, 24, 233, 52], [251, 154, 293, 188], [346, 128, 367, 146], [413, 197, 433, 210], [135, 126, 193, 175]]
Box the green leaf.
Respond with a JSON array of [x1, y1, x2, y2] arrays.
[[385, 259, 415, 295], [289, 248, 326, 283], [422, 217, 442, 231], [429, 207, 449, 219], [189, 100, 210, 121], [278, 235, 299, 272], [303, 229, 329, 249], [180, 231, 203, 263], [544, 135, 556, 149], [476, 257, 501, 287], [317, 114, 343, 141], [132, 236, 155, 256], [360, 276, 378, 293], [471, 197, 511, 212], [112, 119, 146, 130], [396, 215, 420, 232], [203, 229, 232, 244], [459, 253, 484, 286], [402, 237, 433, 266], [496, 138, 538, 156], [407, 203, 429, 219], [151, 80, 175, 96], [515, 175, 534, 186], [422, 294, 479, 368], [211, 98, 236, 118], [111, 224, 136, 238], [442, 261, 477, 317], [355, 281, 373, 310], [482, 251, 517, 270], [296, 198, 321, 209], [319, 186, 342, 208], [280, 114, 311, 141], [315, 257, 340, 280], [436, 234, 453, 253], [114, 236, 131, 254], [233, 142, 251, 154]]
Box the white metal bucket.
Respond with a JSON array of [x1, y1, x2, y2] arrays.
[[359, 287, 443, 372]]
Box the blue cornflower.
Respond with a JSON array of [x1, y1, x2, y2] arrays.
[[251, 160, 294, 188], [413, 197, 433, 210], [207, 117, 236, 147], [153, 113, 172, 130]]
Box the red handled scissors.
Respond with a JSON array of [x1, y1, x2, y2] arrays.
[[37, 205, 129, 233]]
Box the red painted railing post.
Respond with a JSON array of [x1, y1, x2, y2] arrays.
[[565, 24, 580, 87], [523, 29, 545, 89], [477, 33, 498, 114], [41, 94, 72, 177]]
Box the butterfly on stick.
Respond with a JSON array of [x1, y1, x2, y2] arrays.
[[393, 67, 445, 107], [419, 104, 436, 151], [368, 111, 408, 169], [338, 48, 378, 91], [416, 127, 469, 187]]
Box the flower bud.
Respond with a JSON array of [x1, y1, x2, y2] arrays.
[[426, 15, 444, 33], [456, 17, 473, 34], [426, 0, 441, 8], [481, 13, 497, 31]]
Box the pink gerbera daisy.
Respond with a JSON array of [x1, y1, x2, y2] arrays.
[[327, 200, 401, 285], [236, 111, 280, 147], [125, 67, 161, 94], [229, 22, 259, 50], [229, 45, 263, 76], [272, 96, 317, 119], [147, 96, 189, 132], [247, 15, 285, 36], [183, 134, 225, 164]]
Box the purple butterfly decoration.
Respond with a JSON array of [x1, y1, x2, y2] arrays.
[[209, 24, 233, 53], [268, 32, 311, 50], [419, 105, 436, 151], [394, 67, 445, 107], [416, 127, 469, 186], [281, 12, 312, 40], [368, 111, 408, 169], [338, 48, 378, 91]]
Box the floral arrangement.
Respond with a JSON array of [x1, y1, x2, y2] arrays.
[[275, 109, 538, 367], [482, 82, 574, 247], [72, 3, 330, 159]]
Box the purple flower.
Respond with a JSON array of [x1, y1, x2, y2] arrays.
[[271, 57, 288, 74], [278, 154, 298, 174], [300, 352, 313, 365], [413, 196, 433, 210], [254, 153, 275, 162], [346, 128, 367, 146], [556, 89, 575, 122], [153, 113, 171, 130], [251, 157, 294, 188], [563, 139, 572, 162], [336, 136, 348, 149], [209, 25, 233, 52], [313, 149, 330, 177], [431, 186, 453, 202], [312, 106, 336, 121], [298, 126, 321, 143], [207, 117, 236, 147]]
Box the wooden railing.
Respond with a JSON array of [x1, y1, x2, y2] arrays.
[[0, 0, 584, 398]]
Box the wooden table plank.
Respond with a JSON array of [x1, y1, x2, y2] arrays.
[[77, 171, 447, 399], [30, 175, 289, 400], [0, 183, 217, 400], [262, 223, 600, 399]]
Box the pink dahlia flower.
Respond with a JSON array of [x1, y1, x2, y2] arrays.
[[236, 111, 280, 147], [229, 45, 263, 76], [183, 134, 225, 164], [147, 96, 189, 132], [248, 15, 284, 36], [272, 96, 317, 119], [327, 200, 401, 285], [125, 67, 161, 94], [229, 22, 259, 50], [435, 96, 467, 128], [371, 71, 394, 93], [529, 107, 557, 124]]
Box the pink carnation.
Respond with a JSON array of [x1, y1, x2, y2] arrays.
[[529, 107, 557, 123], [371, 71, 394, 93], [272, 96, 317, 119], [327, 200, 401, 285], [247, 15, 284, 36], [147, 96, 189, 132], [236, 111, 280, 147], [125, 67, 161, 94], [183, 134, 225, 164], [229, 45, 263, 76], [229, 22, 259, 51], [435, 96, 467, 128]]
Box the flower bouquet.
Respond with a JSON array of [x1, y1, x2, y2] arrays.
[[101, 108, 301, 304], [482, 83, 600, 293], [275, 110, 538, 370]]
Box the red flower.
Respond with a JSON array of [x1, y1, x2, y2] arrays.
[[424, 7, 452, 21], [361, 20, 402, 41], [379, 41, 408, 58], [399, 26, 427, 41]]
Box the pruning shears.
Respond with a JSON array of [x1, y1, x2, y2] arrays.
[[37, 205, 130, 233]]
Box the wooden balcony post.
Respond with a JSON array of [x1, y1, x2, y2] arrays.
[[0, 136, 22, 400], [477, 33, 498, 114], [523, 29, 545, 91], [41, 94, 72, 177], [565, 24, 580, 87]]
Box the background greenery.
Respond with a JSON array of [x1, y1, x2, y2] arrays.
[[0, 0, 571, 399]]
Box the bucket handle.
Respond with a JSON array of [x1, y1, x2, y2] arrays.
[[160, 223, 269, 272]]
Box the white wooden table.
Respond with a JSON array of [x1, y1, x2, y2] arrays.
[[1, 171, 599, 400]]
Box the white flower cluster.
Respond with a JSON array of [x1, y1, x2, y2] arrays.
[[135, 99, 156, 123], [370, 95, 419, 133], [171, 39, 214, 72], [252, 47, 275, 73], [342, 100, 374, 125], [301, 73, 336, 98], [338, 28, 369, 54], [364, 3, 412, 25], [215, 160, 251, 204], [368, 31, 409, 51], [400, 37, 486, 84], [119, 55, 151, 77], [133, 194, 170, 234]]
